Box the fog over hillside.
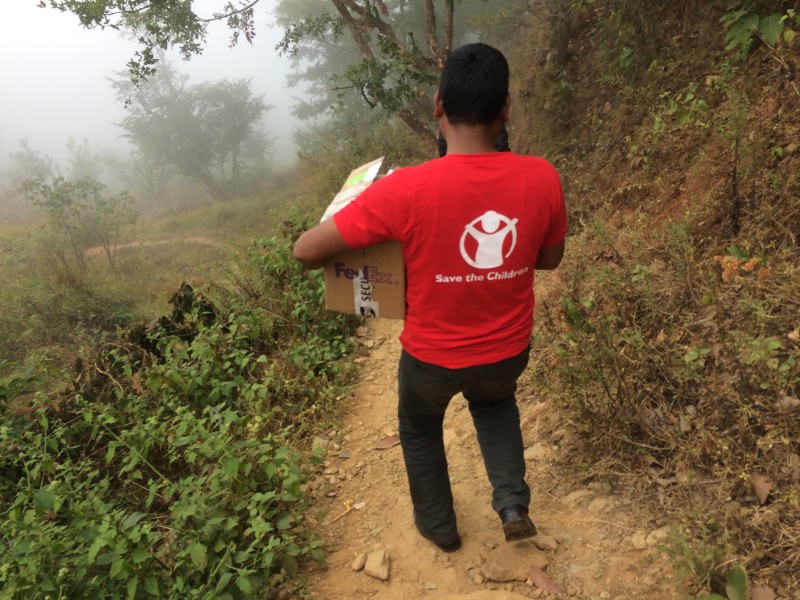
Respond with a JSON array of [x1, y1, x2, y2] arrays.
[[0, 1, 300, 177]]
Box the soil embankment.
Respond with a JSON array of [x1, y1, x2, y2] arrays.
[[304, 318, 684, 600]]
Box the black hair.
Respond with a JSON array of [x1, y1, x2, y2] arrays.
[[438, 125, 510, 157], [439, 43, 509, 126]]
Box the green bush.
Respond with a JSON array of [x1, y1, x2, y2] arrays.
[[0, 217, 356, 598], [533, 220, 800, 591]]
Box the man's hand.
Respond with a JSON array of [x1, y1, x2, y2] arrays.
[[535, 240, 565, 270], [293, 218, 351, 270]]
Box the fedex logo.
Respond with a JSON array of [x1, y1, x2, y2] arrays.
[[334, 263, 394, 284]]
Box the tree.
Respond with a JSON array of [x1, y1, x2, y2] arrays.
[[21, 177, 138, 277], [276, 0, 452, 146], [45, 0, 460, 148], [47, 1, 534, 150], [112, 63, 272, 201]]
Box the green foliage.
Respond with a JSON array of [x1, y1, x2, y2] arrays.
[[697, 565, 748, 600], [42, 0, 211, 83], [338, 35, 438, 115], [21, 176, 138, 278], [534, 217, 800, 593], [597, 0, 662, 84], [653, 83, 710, 138], [0, 360, 37, 406], [0, 216, 354, 597], [660, 525, 733, 595], [0, 276, 137, 365], [112, 62, 272, 202], [721, 5, 798, 57]]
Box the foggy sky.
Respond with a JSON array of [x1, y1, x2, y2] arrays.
[[0, 1, 299, 173]]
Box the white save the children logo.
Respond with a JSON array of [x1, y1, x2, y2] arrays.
[[459, 210, 519, 269]]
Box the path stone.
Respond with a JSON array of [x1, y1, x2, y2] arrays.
[[482, 540, 549, 582], [532, 533, 559, 552], [588, 496, 616, 512], [751, 585, 776, 600], [351, 552, 366, 571], [559, 489, 594, 506], [645, 525, 672, 547], [524, 442, 551, 461], [630, 533, 648, 550], [363, 548, 389, 580]]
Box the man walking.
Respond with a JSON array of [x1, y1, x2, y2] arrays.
[[293, 43, 567, 552]]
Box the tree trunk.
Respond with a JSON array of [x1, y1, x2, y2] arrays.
[[399, 108, 437, 150]]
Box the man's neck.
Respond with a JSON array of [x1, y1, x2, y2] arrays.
[[441, 121, 504, 155]]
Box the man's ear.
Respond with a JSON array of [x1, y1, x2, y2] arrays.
[[500, 94, 511, 123], [433, 91, 445, 119]]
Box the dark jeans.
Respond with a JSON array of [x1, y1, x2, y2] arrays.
[[397, 347, 531, 543]]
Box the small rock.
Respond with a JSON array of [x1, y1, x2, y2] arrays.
[[425, 582, 438, 590], [631, 533, 648, 550], [559, 489, 594, 506], [532, 534, 559, 552], [482, 540, 548, 582], [351, 552, 367, 571], [354, 501, 367, 510], [588, 496, 615, 512], [524, 442, 551, 461], [645, 525, 672, 547], [364, 548, 390, 580], [751, 585, 776, 600], [312, 437, 327, 451]]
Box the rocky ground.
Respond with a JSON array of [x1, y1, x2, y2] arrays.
[[300, 318, 690, 600]]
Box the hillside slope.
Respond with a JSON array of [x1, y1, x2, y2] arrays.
[[501, 1, 798, 596]]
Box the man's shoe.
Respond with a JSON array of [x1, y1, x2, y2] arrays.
[[499, 505, 537, 542], [414, 518, 462, 553]]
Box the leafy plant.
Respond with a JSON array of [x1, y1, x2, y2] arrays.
[[0, 359, 37, 406], [721, 6, 797, 56], [21, 176, 137, 278], [698, 565, 748, 600], [660, 525, 734, 595], [0, 217, 356, 598]]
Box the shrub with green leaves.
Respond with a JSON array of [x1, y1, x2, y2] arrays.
[[0, 216, 356, 598], [533, 220, 800, 592]]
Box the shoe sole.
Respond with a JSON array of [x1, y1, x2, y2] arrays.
[[503, 515, 537, 542]]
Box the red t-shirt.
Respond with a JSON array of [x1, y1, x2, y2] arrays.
[[333, 152, 566, 369]]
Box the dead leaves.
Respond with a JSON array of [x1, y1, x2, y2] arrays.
[[527, 565, 566, 595], [373, 434, 400, 450], [748, 473, 774, 505]]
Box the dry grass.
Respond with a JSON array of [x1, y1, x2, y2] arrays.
[[522, 3, 800, 595]]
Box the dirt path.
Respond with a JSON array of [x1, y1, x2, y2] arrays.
[[85, 236, 224, 257], [303, 319, 686, 600]]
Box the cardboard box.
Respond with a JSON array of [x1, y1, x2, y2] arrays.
[[321, 158, 406, 319]]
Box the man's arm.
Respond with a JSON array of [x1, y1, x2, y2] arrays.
[[293, 218, 352, 270], [535, 240, 565, 270]]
